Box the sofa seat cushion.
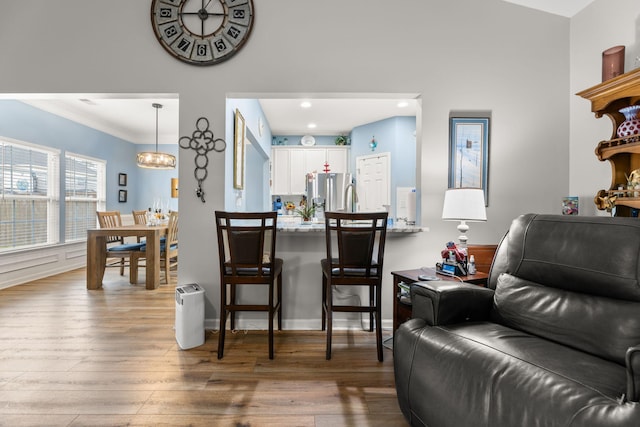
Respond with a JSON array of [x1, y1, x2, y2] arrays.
[[398, 319, 627, 427]]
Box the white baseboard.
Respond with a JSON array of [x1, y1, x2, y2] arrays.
[[0, 242, 86, 289]]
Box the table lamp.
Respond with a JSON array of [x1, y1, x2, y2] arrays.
[[442, 188, 487, 250]]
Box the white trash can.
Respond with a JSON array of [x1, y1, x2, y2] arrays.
[[175, 284, 205, 350]]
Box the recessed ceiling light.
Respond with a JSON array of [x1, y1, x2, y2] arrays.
[[300, 101, 312, 108], [307, 123, 317, 129], [397, 101, 409, 108]]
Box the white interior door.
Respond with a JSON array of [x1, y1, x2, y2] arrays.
[[356, 152, 390, 212]]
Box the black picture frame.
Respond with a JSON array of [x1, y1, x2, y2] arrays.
[[118, 173, 127, 186], [118, 190, 127, 203]]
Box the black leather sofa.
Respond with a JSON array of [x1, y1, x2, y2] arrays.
[[394, 214, 640, 427]]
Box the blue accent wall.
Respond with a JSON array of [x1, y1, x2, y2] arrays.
[[350, 116, 417, 218], [271, 135, 342, 146], [225, 98, 272, 211], [134, 144, 179, 213]]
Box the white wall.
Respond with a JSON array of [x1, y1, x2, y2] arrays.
[[570, 0, 640, 211], [0, 0, 572, 325]]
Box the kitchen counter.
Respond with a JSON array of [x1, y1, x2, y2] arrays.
[[276, 218, 427, 233]]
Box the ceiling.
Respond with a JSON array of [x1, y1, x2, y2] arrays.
[[501, 0, 595, 17], [4, 1, 594, 144], [257, 96, 419, 136]]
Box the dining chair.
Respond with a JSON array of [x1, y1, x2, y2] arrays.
[[321, 211, 388, 361], [131, 211, 178, 285], [132, 209, 148, 242], [96, 210, 144, 276], [215, 211, 283, 359]]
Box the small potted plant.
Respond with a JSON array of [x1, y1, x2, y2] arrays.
[[335, 135, 348, 146], [295, 204, 316, 222]]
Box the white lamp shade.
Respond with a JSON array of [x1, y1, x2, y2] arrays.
[[442, 188, 487, 221]]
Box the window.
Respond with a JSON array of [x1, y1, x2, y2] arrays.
[[65, 153, 105, 242], [0, 138, 60, 252]]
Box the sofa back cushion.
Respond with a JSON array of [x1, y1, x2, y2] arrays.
[[489, 213, 640, 364], [492, 273, 640, 364]]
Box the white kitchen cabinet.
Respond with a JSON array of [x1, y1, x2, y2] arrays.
[[326, 147, 348, 174], [289, 149, 306, 194], [271, 148, 291, 195], [303, 148, 327, 174], [271, 146, 349, 195]]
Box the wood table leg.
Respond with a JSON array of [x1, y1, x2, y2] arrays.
[[87, 234, 107, 290], [145, 229, 161, 290]]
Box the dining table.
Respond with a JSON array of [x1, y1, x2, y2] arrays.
[[86, 224, 168, 290]]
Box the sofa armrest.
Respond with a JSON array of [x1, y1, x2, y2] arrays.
[[410, 281, 494, 326], [626, 345, 640, 402]]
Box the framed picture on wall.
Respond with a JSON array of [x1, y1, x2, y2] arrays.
[[448, 117, 490, 205], [118, 173, 127, 186], [234, 109, 245, 190], [118, 190, 127, 203]]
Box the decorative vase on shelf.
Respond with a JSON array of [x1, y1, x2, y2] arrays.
[[617, 105, 640, 138]]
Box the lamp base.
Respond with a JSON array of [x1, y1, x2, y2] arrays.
[[457, 221, 469, 258]]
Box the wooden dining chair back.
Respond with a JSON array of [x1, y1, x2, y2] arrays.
[[162, 210, 179, 283], [321, 211, 388, 361], [131, 211, 178, 285], [96, 210, 144, 276], [132, 210, 148, 242], [215, 211, 283, 359], [132, 210, 148, 225]]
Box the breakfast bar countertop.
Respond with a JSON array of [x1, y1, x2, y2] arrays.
[[276, 220, 427, 234]]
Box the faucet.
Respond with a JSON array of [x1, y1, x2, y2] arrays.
[[344, 183, 358, 213]]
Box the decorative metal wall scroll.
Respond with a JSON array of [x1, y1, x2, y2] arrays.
[[179, 117, 226, 203]]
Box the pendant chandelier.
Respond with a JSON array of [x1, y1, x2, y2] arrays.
[[137, 103, 176, 169]]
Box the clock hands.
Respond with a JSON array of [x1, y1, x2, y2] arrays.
[[180, 0, 224, 19], [178, 0, 224, 36]]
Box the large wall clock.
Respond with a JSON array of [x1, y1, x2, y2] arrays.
[[151, 0, 254, 66]]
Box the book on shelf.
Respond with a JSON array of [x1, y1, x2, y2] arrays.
[[562, 196, 579, 215], [398, 281, 412, 305]]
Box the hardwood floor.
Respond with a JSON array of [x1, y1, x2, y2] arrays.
[[0, 268, 405, 427]]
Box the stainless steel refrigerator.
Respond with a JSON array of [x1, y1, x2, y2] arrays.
[[306, 172, 355, 219]]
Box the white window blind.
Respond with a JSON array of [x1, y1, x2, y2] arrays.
[[65, 153, 105, 242], [0, 138, 60, 252]]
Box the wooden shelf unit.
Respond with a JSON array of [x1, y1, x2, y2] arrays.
[[577, 68, 640, 216]]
